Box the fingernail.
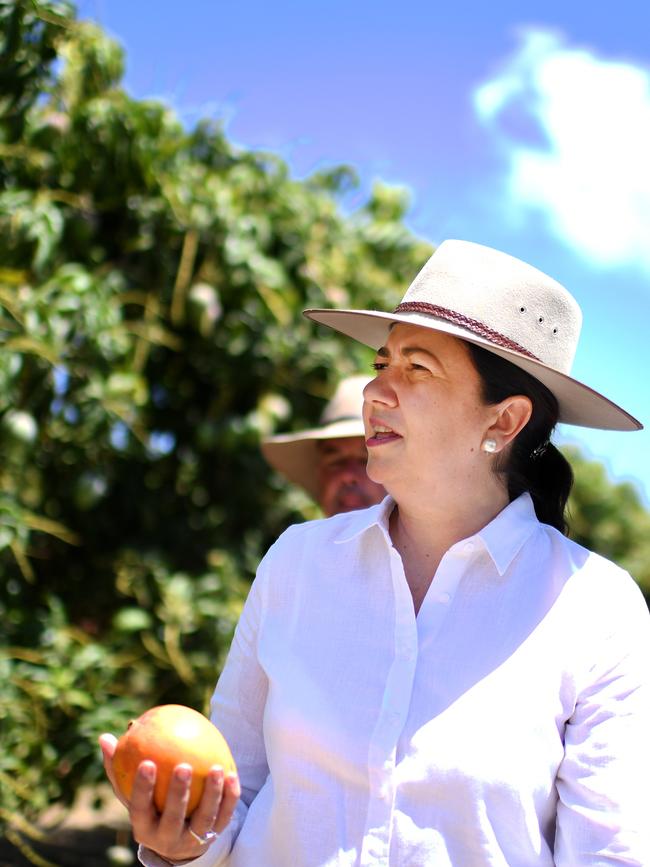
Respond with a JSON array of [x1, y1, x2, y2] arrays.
[[176, 766, 192, 782], [141, 764, 155, 782]]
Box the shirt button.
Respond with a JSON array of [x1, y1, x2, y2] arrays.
[[463, 541, 474, 554], [438, 592, 451, 604]]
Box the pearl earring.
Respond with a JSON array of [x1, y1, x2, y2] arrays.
[[481, 438, 497, 453]]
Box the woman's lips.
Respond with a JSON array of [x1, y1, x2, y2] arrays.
[[366, 418, 402, 447]]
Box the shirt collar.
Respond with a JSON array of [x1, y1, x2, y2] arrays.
[[332, 495, 396, 544], [333, 492, 540, 576], [474, 492, 540, 576]]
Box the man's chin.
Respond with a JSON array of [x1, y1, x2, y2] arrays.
[[335, 494, 369, 513]]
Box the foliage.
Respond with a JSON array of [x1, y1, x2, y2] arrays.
[[0, 0, 430, 832], [1, 0, 649, 847], [565, 447, 650, 596]]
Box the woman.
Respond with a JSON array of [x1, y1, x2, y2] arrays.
[[101, 240, 650, 866]]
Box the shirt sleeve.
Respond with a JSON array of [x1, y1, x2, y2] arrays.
[[210, 542, 272, 800], [138, 542, 276, 867], [554, 574, 650, 865]]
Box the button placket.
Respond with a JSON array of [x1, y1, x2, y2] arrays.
[[361, 543, 417, 866]]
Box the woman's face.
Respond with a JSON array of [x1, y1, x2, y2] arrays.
[[362, 324, 497, 499]]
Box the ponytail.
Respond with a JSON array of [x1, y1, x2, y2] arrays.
[[466, 343, 574, 534], [504, 435, 573, 535]]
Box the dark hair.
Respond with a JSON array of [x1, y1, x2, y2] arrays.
[[466, 342, 573, 534]]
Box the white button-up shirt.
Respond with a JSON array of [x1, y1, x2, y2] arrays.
[[142, 493, 650, 866]]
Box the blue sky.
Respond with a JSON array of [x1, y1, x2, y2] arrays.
[[76, 0, 650, 501]]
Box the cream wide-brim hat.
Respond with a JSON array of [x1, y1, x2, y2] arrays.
[[304, 240, 642, 432], [261, 375, 371, 501]]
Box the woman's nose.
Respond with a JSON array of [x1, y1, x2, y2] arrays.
[[363, 371, 397, 406]]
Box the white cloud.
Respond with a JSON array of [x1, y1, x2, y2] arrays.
[[475, 30, 650, 270]]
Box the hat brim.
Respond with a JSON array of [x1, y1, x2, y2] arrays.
[[304, 308, 642, 432], [261, 418, 367, 500]]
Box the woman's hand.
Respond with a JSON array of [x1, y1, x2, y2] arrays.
[[99, 733, 240, 863]]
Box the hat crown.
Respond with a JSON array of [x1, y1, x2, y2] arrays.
[[403, 240, 582, 373], [320, 375, 370, 425]]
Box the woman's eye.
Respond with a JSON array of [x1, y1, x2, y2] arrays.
[[371, 362, 387, 371]]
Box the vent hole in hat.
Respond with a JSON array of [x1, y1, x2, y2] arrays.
[[538, 316, 544, 323], [553, 327, 558, 334], [520, 306, 526, 313]]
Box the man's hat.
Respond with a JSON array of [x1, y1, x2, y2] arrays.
[[304, 240, 642, 431], [261, 375, 370, 500]]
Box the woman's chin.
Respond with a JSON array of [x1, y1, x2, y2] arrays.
[[366, 459, 398, 489]]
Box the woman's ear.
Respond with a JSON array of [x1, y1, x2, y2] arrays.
[[485, 395, 532, 451]]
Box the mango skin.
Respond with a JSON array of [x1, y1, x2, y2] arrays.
[[113, 704, 236, 816]]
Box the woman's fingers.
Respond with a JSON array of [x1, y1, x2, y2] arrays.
[[99, 732, 117, 758], [186, 765, 224, 839], [129, 760, 159, 818], [156, 764, 193, 840], [96, 750, 239, 861], [214, 772, 240, 833], [98, 733, 128, 807], [139, 764, 229, 861]]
